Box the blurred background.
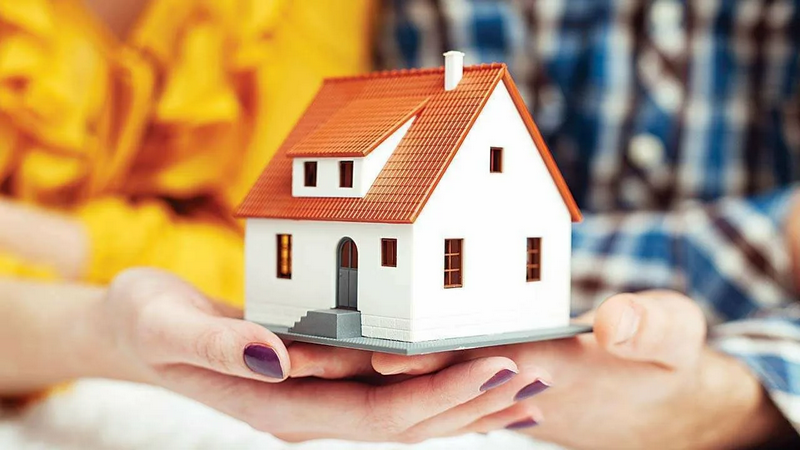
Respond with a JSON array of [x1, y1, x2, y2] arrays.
[[1, 0, 798, 449]]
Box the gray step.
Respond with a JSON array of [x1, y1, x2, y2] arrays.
[[289, 309, 362, 339]]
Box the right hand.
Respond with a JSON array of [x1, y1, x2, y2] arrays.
[[91, 268, 530, 442], [788, 191, 800, 292]]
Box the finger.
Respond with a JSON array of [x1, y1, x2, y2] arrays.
[[461, 402, 543, 434], [145, 301, 290, 381], [404, 367, 553, 441], [288, 343, 375, 378], [574, 309, 595, 325], [372, 351, 464, 375], [593, 291, 707, 369], [368, 356, 517, 437], [211, 300, 244, 319]]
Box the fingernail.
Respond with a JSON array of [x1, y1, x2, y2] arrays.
[[614, 303, 641, 344], [506, 418, 539, 430], [514, 380, 550, 401], [243, 344, 284, 379], [480, 369, 517, 392]]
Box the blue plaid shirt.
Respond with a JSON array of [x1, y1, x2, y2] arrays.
[[377, 0, 800, 430]]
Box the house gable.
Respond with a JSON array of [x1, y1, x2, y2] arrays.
[[407, 81, 573, 340]]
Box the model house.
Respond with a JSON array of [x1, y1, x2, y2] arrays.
[[237, 52, 582, 343]]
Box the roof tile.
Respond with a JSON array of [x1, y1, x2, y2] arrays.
[[237, 64, 582, 223]]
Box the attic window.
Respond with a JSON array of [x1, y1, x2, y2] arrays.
[[304, 161, 317, 187], [339, 161, 354, 188], [490, 147, 503, 173]]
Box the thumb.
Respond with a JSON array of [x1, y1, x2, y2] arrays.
[[593, 291, 707, 370], [110, 268, 290, 382]]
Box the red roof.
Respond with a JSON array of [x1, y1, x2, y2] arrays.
[[236, 64, 582, 223]]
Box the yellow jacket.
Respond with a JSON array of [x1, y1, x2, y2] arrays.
[[0, 0, 373, 307]]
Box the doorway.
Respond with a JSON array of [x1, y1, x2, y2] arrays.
[[337, 238, 358, 309]]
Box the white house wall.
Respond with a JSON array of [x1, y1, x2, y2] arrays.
[[244, 219, 414, 330], [291, 117, 415, 198], [408, 82, 573, 342]]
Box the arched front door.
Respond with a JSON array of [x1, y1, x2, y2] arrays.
[[337, 238, 358, 309]]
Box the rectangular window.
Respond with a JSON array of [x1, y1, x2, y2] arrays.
[[277, 234, 292, 279], [526, 237, 541, 282], [381, 238, 397, 267], [490, 147, 503, 173], [304, 161, 317, 187], [339, 161, 354, 188], [444, 239, 463, 288]]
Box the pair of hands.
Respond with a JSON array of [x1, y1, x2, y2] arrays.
[[89, 268, 793, 448]]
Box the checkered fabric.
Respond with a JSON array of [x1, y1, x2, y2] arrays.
[[377, 0, 800, 428]]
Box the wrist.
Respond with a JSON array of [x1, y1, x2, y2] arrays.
[[697, 349, 797, 448], [65, 285, 122, 380]]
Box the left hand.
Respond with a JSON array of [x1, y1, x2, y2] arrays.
[[290, 291, 797, 448]]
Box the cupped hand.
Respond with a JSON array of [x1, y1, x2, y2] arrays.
[[89, 268, 529, 442], [292, 291, 797, 448]]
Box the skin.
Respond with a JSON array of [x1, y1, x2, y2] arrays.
[[0, 267, 531, 442], [2, 188, 799, 448], [788, 194, 800, 293], [6, 1, 800, 444], [291, 290, 799, 448]]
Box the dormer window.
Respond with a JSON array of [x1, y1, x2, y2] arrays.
[[339, 161, 354, 188], [304, 161, 317, 187], [289, 116, 416, 199], [490, 147, 503, 173]]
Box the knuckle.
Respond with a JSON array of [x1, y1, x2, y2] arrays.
[[427, 365, 471, 407], [363, 388, 409, 437], [195, 327, 237, 372], [128, 300, 172, 361]]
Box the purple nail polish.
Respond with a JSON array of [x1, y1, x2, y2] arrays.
[[243, 344, 284, 379], [514, 380, 550, 401], [506, 418, 538, 430], [480, 369, 517, 392]]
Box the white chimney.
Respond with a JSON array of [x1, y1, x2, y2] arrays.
[[443, 50, 465, 91]]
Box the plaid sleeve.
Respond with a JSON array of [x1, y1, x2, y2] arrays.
[[571, 186, 800, 428]]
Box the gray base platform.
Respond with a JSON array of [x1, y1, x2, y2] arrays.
[[258, 322, 593, 355]]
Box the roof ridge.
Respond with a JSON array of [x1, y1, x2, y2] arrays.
[[325, 62, 507, 83]]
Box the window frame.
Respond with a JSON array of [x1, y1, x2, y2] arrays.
[[276, 234, 292, 279], [526, 237, 541, 282], [381, 238, 397, 267], [489, 147, 503, 173], [444, 239, 463, 288], [303, 161, 317, 187], [339, 161, 354, 188]]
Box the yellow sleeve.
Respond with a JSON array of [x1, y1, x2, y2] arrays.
[[1, 0, 375, 307], [0, 253, 57, 280], [72, 0, 375, 307], [225, 0, 375, 207], [77, 198, 245, 308]]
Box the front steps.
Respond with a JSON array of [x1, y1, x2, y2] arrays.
[[289, 309, 362, 339]]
